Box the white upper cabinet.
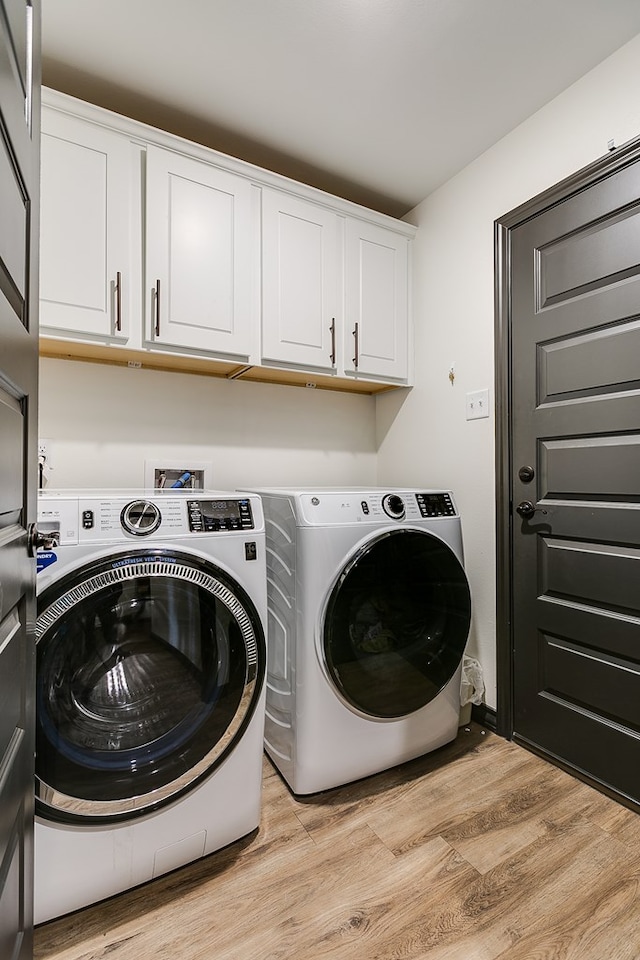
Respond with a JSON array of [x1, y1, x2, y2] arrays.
[[146, 146, 255, 358], [344, 220, 409, 382], [39, 89, 415, 392], [40, 109, 132, 340], [262, 191, 412, 383], [261, 189, 340, 371]]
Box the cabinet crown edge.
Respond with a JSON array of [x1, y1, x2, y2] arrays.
[[41, 86, 417, 238]]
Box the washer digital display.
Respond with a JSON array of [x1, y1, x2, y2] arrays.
[[188, 499, 254, 531], [203, 500, 241, 519]]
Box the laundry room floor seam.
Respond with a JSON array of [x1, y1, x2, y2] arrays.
[[34, 724, 640, 960]]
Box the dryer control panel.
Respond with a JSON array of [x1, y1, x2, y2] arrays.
[[415, 492, 456, 517], [296, 490, 458, 525]]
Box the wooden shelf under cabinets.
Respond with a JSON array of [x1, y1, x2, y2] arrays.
[[39, 339, 404, 396]]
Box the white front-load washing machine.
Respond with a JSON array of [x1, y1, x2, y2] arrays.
[[242, 487, 472, 795], [34, 490, 267, 924]]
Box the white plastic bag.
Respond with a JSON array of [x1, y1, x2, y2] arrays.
[[460, 655, 484, 707]]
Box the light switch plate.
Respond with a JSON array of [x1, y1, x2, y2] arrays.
[[466, 389, 490, 420]]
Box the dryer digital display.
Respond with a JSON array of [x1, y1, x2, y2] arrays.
[[416, 492, 456, 517]]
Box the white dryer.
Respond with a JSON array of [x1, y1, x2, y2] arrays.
[[243, 487, 471, 795], [34, 490, 266, 923]]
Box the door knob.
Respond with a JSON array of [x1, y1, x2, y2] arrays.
[[516, 500, 536, 519], [27, 524, 57, 557]]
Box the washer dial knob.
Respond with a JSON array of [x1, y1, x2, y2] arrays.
[[382, 493, 405, 519], [121, 499, 162, 536]]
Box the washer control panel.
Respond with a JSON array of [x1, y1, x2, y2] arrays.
[[36, 492, 261, 545], [187, 498, 254, 532]]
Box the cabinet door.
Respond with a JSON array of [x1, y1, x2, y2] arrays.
[[146, 146, 254, 358], [40, 110, 131, 340], [262, 189, 339, 371], [345, 220, 409, 381]]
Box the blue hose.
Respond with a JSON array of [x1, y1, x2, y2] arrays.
[[171, 472, 192, 488]]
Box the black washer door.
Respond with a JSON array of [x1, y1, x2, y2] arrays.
[[323, 529, 471, 718], [36, 549, 265, 822]]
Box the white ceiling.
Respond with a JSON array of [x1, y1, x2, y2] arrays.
[[41, 0, 640, 218]]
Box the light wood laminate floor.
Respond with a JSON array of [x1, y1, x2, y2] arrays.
[[35, 724, 640, 960]]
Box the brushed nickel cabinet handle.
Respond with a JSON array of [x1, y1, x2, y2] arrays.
[[352, 322, 359, 368], [154, 278, 161, 336], [329, 318, 336, 365], [115, 271, 122, 332]]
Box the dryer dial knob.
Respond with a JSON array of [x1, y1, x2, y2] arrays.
[[382, 494, 405, 519]]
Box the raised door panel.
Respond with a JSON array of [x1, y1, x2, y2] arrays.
[[345, 221, 409, 381], [39, 110, 131, 340], [262, 189, 339, 371], [0, 117, 26, 320], [0, 0, 35, 181], [146, 146, 254, 358]]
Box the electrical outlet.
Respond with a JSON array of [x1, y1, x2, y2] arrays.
[[466, 389, 490, 421], [38, 439, 53, 464], [38, 438, 54, 488]]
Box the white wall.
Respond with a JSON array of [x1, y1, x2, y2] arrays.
[[38, 358, 378, 489], [376, 32, 640, 709]]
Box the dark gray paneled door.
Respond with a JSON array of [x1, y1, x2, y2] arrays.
[[0, 0, 40, 955], [501, 147, 640, 808]]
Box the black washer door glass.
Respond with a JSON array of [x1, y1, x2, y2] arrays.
[[36, 551, 263, 821], [323, 530, 471, 718]]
